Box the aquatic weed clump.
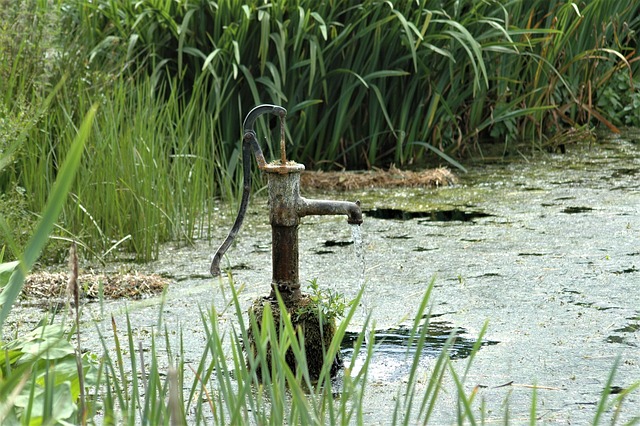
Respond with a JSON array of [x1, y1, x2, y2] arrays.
[[247, 295, 338, 382], [246, 279, 349, 382]]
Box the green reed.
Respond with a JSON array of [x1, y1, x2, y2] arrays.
[[58, 276, 640, 424], [58, 0, 639, 165], [2, 0, 638, 260], [0, 101, 99, 425], [10, 71, 239, 261]]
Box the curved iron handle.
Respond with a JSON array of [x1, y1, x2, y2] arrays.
[[210, 104, 287, 276]]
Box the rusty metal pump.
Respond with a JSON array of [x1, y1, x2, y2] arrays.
[[211, 104, 362, 304]]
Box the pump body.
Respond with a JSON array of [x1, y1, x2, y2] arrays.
[[211, 104, 362, 305]]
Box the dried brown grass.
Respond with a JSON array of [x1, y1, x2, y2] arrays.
[[300, 167, 457, 191], [20, 271, 169, 300]]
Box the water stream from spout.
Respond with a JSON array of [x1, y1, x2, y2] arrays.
[[350, 224, 368, 332]]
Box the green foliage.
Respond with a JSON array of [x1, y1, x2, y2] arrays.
[[1, 0, 639, 260], [0, 101, 97, 328], [482, 1, 640, 151], [597, 70, 640, 127], [59, 0, 640, 164], [0, 187, 33, 253], [0, 324, 101, 425], [0, 85, 99, 424], [0, 261, 19, 288], [0, 0, 57, 108], [52, 75, 228, 260], [296, 278, 352, 323]]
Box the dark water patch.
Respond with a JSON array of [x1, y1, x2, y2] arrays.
[[611, 168, 639, 178], [612, 266, 638, 274], [385, 234, 412, 240], [314, 249, 335, 255], [230, 263, 253, 271], [421, 209, 493, 222], [606, 335, 637, 347], [473, 272, 501, 278], [316, 239, 354, 254], [324, 240, 353, 247], [608, 386, 628, 395], [614, 323, 640, 333], [554, 196, 577, 201], [562, 206, 594, 214], [423, 232, 447, 237], [414, 246, 437, 252], [461, 238, 484, 243], [423, 312, 454, 320], [574, 301, 620, 311], [340, 321, 500, 383], [173, 273, 217, 281], [364, 208, 418, 220], [364, 208, 492, 222], [341, 324, 496, 360], [613, 315, 640, 334], [609, 184, 640, 191], [605, 313, 639, 347], [518, 252, 547, 256]]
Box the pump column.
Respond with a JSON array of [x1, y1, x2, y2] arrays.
[[265, 162, 305, 304]]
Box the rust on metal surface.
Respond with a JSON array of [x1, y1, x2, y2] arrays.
[[270, 225, 301, 302]]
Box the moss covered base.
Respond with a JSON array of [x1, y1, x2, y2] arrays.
[[247, 294, 341, 382]]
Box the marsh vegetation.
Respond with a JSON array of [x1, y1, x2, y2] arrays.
[[2, 0, 639, 261], [1, 0, 639, 424]]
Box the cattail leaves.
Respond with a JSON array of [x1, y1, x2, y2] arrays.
[[2, 0, 638, 260]]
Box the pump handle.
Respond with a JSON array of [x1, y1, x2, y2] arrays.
[[210, 105, 287, 276]]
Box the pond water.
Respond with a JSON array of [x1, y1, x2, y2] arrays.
[[296, 131, 639, 423], [8, 131, 640, 423]]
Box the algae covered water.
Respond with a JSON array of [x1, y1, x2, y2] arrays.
[[119, 132, 640, 422], [222, 130, 638, 423], [7, 131, 640, 423], [329, 131, 640, 423]]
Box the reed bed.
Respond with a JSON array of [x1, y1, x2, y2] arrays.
[[1, 0, 639, 258], [1, 2, 640, 423], [59, 0, 639, 162]]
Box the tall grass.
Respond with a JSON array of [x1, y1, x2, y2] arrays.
[[84, 277, 640, 425], [0, 102, 99, 424], [49, 75, 233, 260], [59, 0, 640, 165], [1, 0, 638, 260], [5, 274, 635, 425], [481, 1, 640, 152]]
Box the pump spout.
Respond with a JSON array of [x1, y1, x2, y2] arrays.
[[298, 198, 363, 225]]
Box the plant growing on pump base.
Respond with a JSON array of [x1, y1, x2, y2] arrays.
[[246, 279, 353, 382]]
